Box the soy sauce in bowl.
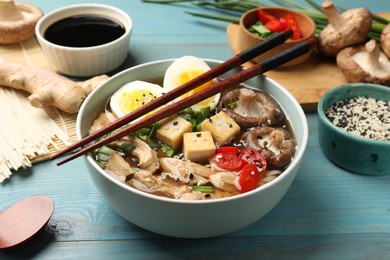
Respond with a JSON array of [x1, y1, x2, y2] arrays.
[[44, 15, 126, 47]]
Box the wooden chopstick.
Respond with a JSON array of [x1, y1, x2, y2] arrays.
[[56, 37, 316, 166], [50, 29, 293, 161]]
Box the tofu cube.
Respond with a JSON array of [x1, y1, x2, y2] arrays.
[[183, 131, 216, 163], [201, 111, 240, 145], [156, 116, 193, 150]]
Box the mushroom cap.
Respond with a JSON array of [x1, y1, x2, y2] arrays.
[[336, 44, 390, 86], [0, 2, 43, 44], [381, 23, 390, 59], [318, 7, 372, 57], [218, 87, 285, 129], [244, 126, 296, 169]]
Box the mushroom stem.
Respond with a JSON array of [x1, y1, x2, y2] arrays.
[[322, 0, 346, 31], [0, 0, 23, 21], [366, 39, 380, 70]]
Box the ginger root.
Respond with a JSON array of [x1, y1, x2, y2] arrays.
[[0, 62, 109, 113]]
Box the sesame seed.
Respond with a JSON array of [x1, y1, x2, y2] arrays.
[[326, 96, 390, 140], [196, 133, 202, 137], [173, 121, 178, 126]]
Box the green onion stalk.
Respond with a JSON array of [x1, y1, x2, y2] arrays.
[[143, 0, 388, 41]]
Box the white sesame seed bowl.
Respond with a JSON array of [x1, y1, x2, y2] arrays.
[[76, 58, 308, 238], [318, 83, 390, 175]]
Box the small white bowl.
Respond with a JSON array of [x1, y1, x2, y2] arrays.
[[76, 58, 309, 238], [35, 4, 132, 77]]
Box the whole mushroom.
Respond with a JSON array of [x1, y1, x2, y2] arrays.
[[336, 39, 390, 86], [0, 0, 43, 44], [317, 0, 372, 57], [381, 23, 390, 59]]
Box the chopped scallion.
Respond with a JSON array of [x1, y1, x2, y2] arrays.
[[192, 185, 215, 193]]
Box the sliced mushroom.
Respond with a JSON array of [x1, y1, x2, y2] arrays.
[[179, 192, 206, 200], [209, 172, 238, 193], [106, 152, 138, 182], [89, 113, 112, 134], [381, 23, 390, 59], [218, 88, 284, 129], [159, 157, 216, 185], [110, 136, 160, 174], [317, 1, 371, 57], [0, 0, 43, 44], [244, 126, 296, 169], [336, 39, 390, 86], [128, 170, 191, 199]]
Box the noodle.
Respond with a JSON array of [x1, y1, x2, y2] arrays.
[[0, 87, 71, 182]]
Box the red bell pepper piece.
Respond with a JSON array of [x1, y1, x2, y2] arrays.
[[257, 9, 277, 24], [216, 146, 240, 155], [239, 148, 267, 173], [214, 153, 247, 172], [265, 19, 287, 33], [280, 13, 301, 40], [237, 164, 260, 193]]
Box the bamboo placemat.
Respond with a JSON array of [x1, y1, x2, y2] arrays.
[[0, 37, 77, 163]]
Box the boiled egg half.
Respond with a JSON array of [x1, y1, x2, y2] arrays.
[[163, 56, 220, 111], [110, 80, 165, 119]]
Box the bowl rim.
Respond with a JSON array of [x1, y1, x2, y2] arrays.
[[77, 58, 309, 205], [317, 83, 390, 145], [35, 3, 133, 51], [239, 6, 316, 42]]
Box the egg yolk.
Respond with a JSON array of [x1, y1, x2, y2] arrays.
[[175, 70, 215, 107], [118, 89, 160, 116]]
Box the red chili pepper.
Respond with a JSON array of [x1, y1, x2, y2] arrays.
[[238, 164, 260, 193], [216, 146, 239, 155], [280, 13, 301, 40], [257, 9, 277, 24], [214, 153, 247, 171], [239, 147, 267, 173], [265, 19, 287, 33]]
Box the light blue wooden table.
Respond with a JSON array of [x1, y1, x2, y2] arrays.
[[1, 0, 389, 259]]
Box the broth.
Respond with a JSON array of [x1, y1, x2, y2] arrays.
[[90, 79, 296, 200]]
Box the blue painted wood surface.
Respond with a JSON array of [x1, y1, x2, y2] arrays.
[[1, 0, 389, 259]]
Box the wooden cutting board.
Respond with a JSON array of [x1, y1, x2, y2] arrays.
[[226, 12, 390, 112]]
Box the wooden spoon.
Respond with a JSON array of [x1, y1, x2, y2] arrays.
[[0, 195, 54, 249]]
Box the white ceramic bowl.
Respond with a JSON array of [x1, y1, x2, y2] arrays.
[[77, 59, 308, 238], [35, 4, 132, 77]]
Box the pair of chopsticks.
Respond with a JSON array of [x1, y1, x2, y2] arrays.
[[53, 29, 316, 165]]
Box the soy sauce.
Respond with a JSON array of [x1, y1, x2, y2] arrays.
[[44, 15, 125, 47]]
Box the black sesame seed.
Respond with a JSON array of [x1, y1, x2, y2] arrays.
[[173, 121, 178, 126], [205, 194, 211, 198], [196, 133, 202, 137]]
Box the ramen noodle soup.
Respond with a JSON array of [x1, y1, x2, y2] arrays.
[[90, 56, 297, 200]]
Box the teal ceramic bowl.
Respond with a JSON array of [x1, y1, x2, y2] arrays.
[[318, 83, 390, 175]]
